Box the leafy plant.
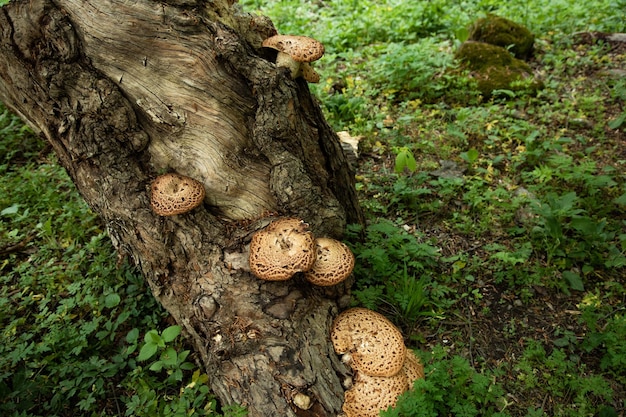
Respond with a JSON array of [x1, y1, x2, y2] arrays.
[[394, 147, 417, 174], [382, 347, 508, 417]]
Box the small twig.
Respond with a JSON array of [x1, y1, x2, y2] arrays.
[[0, 234, 34, 256]]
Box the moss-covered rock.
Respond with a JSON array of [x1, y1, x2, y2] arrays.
[[454, 41, 543, 97], [469, 14, 535, 60]]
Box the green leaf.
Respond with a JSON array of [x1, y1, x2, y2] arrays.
[[607, 112, 625, 129], [553, 337, 570, 347], [178, 350, 190, 363], [461, 148, 479, 164], [126, 328, 140, 344], [104, 293, 121, 308], [455, 27, 469, 42], [162, 325, 182, 343], [570, 217, 598, 236], [144, 329, 162, 345], [563, 271, 584, 291], [148, 361, 164, 372], [180, 362, 196, 371], [160, 347, 178, 366], [394, 148, 417, 173], [137, 342, 159, 361], [0, 203, 19, 216], [613, 192, 626, 206]]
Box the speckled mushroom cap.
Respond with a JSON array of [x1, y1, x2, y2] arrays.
[[403, 349, 425, 390], [150, 173, 205, 216], [331, 308, 407, 377], [248, 218, 316, 281], [262, 35, 325, 62], [342, 371, 408, 417], [304, 237, 355, 286]]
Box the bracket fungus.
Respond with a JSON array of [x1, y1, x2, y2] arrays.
[[331, 307, 406, 377], [248, 218, 316, 281], [331, 307, 425, 416], [150, 173, 205, 216], [304, 237, 355, 286], [342, 372, 408, 417], [262, 34, 325, 83], [403, 349, 425, 390]]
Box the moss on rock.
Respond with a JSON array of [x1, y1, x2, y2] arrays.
[[469, 14, 535, 59], [454, 41, 543, 97]]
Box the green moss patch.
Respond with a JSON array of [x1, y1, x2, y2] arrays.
[[455, 41, 543, 97], [469, 14, 535, 59]]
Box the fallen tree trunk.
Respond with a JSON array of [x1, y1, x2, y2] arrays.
[[0, 0, 364, 415]]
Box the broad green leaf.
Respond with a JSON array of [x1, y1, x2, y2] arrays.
[[126, 328, 140, 344], [144, 329, 162, 345], [160, 347, 178, 366], [462, 148, 479, 164], [455, 27, 469, 42], [137, 342, 159, 361], [104, 293, 121, 308], [1, 203, 19, 216], [162, 325, 182, 343], [570, 217, 598, 235], [149, 361, 164, 372], [563, 271, 584, 291], [395, 148, 417, 173]]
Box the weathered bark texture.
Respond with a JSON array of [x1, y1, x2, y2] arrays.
[[0, 0, 364, 415]]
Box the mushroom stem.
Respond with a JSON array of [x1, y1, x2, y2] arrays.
[[275, 51, 302, 79]]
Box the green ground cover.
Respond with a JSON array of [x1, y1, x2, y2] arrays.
[[2, 0, 625, 415]]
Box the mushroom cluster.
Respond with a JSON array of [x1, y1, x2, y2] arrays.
[[262, 35, 325, 83], [331, 308, 425, 417], [150, 172, 205, 216], [248, 218, 355, 286], [248, 220, 423, 414]]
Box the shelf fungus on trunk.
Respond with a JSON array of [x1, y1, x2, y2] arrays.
[[331, 307, 425, 417], [248, 218, 317, 281], [304, 237, 355, 286], [150, 173, 206, 216], [248, 218, 355, 287]]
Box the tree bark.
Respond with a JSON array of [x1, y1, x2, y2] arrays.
[[0, 0, 364, 415]]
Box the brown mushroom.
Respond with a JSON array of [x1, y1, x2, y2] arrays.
[[331, 308, 406, 377], [150, 173, 205, 216], [262, 35, 325, 82], [248, 218, 316, 281], [403, 349, 425, 390], [342, 371, 408, 417], [304, 237, 355, 286]]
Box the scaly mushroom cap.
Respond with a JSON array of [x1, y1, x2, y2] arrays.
[[262, 35, 325, 62], [331, 308, 406, 377], [150, 173, 205, 216], [304, 237, 355, 286], [403, 349, 425, 390], [342, 371, 408, 417], [248, 218, 316, 281]]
